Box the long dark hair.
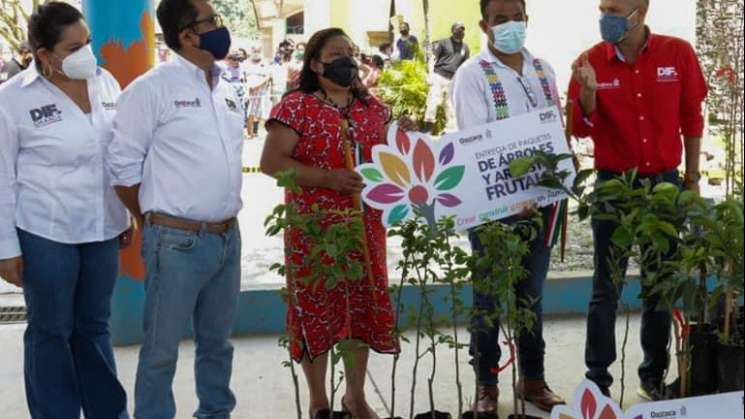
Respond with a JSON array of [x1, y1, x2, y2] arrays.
[[294, 27, 369, 103]]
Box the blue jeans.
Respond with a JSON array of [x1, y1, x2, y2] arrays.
[[468, 209, 553, 385], [585, 170, 680, 390], [134, 223, 241, 419], [18, 229, 128, 419]]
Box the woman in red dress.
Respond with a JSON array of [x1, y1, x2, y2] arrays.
[[260, 28, 417, 419]]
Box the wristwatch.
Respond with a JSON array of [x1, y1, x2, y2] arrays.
[[684, 171, 702, 184]]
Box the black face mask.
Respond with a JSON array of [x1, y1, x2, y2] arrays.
[[321, 56, 359, 88], [400, 30, 410, 36]]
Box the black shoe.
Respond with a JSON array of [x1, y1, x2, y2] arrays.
[[638, 380, 666, 401], [599, 386, 611, 398]]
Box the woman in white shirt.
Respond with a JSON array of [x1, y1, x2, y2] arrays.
[[0, 3, 131, 418]]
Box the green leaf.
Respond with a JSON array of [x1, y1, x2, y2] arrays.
[[611, 226, 634, 248], [434, 166, 466, 191], [509, 157, 535, 178], [574, 169, 595, 189], [360, 167, 385, 183]]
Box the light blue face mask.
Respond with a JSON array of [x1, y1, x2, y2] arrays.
[[490, 21, 527, 55], [600, 8, 639, 44]]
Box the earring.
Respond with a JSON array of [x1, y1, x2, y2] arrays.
[[42, 65, 53, 78]]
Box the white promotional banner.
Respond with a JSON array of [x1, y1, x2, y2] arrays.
[[357, 106, 575, 231], [551, 380, 744, 419]]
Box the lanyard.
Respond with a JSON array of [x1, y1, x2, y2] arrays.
[[479, 58, 555, 120]]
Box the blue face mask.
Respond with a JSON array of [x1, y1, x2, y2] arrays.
[[198, 27, 232, 60], [490, 21, 527, 55], [600, 8, 639, 44]]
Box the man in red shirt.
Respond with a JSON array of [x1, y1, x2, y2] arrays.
[[568, 0, 708, 401]]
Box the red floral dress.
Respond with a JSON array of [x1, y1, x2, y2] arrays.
[[268, 91, 400, 362]]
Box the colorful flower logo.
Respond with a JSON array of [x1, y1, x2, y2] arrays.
[[551, 380, 624, 419], [358, 126, 466, 228]]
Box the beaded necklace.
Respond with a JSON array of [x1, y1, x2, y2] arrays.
[[479, 58, 555, 120]]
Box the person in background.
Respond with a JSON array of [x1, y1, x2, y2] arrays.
[[2, 42, 34, 81], [378, 42, 394, 66], [451, 0, 567, 413], [245, 51, 273, 138], [424, 22, 470, 131], [0, 3, 131, 418], [260, 27, 417, 419], [569, 0, 708, 401], [223, 51, 248, 126], [396, 21, 419, 60], [357, 52, 373, 83], [106, 0, 245, 417], [364, 54, 385, 91]]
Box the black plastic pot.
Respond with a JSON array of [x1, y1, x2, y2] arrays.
[[717, 342, 745, 392], [413, 411, 452, 419], [665, 323, 718, 398], [689, 324, 719, 395]]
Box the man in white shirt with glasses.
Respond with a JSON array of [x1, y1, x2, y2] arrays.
[[106, 0, 244, 418]]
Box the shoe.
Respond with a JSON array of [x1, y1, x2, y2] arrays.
[[638, 380, 666, 401], [599, 386, 611, 398], [515, 379, 566, 412], [473, 384, 499, 414]]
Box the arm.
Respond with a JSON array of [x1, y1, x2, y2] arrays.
[[106, 79, 158, 227], [0, 108, 23, 286], [260, 123, 364, 195], [679, 42, 709, 192], [568, 53, 598, 139]]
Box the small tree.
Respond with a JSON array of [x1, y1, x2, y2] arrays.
[[265, 170, 368, 418]]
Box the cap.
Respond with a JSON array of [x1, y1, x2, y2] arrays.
[[452, 22, 465, 31]]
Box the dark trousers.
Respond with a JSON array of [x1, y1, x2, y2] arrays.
[[19, 229, 128, 419], [585, 170, 680, 390], [469, 209, 552, 385]]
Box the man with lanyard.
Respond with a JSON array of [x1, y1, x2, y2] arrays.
[[452, 0, 566, 414], [424, 22, 470, 131], [568, 0, 708, 401], [106, 0, 245, 417]]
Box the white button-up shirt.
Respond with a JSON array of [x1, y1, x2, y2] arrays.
[[452, 48, 561, 130], [0, 66, 129, 259], [107, 55, 244, 222]]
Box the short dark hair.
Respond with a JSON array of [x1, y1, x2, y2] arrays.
[[480, 0, 526, 19], [27, 1, 83, 53], [157, 0, 200, 51]]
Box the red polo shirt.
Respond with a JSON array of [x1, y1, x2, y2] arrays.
[[568, 32, 708, 175]]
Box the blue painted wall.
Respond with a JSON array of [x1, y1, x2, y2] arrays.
[[110, 275, 646, 346]]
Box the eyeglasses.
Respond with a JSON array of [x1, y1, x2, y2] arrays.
[[180, 14, 224, 31]]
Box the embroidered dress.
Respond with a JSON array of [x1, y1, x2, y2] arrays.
[[268, 91, 399, 361]]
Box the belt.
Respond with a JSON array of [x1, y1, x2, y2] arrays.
[[597, 169, 679, 183], [145, 212, 237, 234]]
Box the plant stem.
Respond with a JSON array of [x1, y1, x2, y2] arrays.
[[391, 266, 408, 418], [289, 351, 303, 419], [409, 265, 426, 419], [619, 304, 631, 408], [424, 288, 437, 414], [447, 235, 464, 417]]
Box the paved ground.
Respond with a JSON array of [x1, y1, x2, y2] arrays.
[[0, 314, 666, 418]]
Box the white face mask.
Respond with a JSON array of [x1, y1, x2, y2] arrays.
[[56, 44, 97, 80]]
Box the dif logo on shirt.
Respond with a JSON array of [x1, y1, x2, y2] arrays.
[[657, 66, 679, 83], [29, 104, 62, 127]]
